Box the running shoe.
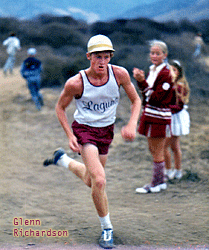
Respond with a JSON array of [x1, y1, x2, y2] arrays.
[[99, 228, 115, 249], [43, 148, 65, 167]]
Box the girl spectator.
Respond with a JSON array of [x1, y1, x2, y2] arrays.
[[133, 40, 173, 193], [164, 60, 190, 180]]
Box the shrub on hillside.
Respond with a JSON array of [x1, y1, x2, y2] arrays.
[[0, 18, 21, 38], [38, 23, 85, 49], [196, 19, 209, 43], [40, 47, 88, 88], [35, 14, 79, 26], [41, 54, 68, 87], [179, 19, 199, 33], [91, 21, 116, 36]]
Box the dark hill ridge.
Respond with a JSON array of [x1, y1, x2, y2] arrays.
[[122, 0, 209, 21], [0, 15, 208, 96]]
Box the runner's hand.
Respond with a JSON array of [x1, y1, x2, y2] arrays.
[[121, 125, 136, 142], [69, 135, 80, 153]]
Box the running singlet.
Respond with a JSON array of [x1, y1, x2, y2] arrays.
[[74, 64, 120, 127]]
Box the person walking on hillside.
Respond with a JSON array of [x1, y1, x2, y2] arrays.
[[193, 32, 204, 58], [133, 40, 173, 194], [43, 34, 141, 249], [164, 60, 190, 180], [3, 32, 21, 75], [20, 48, 44, 111]]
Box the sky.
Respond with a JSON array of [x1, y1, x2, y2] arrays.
[[0, 0, 158, 24], [56, 0, 158, 23]]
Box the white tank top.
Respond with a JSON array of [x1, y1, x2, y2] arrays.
[[74, 64, 120, 127]]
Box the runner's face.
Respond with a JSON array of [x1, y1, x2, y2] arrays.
[[150, 46, 167, 66], [88, 52, 111, 74]]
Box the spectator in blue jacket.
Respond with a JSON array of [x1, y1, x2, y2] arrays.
[[20, 48, 44, 110]]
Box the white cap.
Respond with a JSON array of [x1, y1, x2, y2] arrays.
[[172, 60, 181, 66], [27, 48, 37, 56], [87, 34, 115, 53]]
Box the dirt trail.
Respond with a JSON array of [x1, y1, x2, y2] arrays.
[[0, 68, 209, 250]]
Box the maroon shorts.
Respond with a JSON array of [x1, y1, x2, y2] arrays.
[[72, 120, 114, 155], [138, 119, 171, 138]]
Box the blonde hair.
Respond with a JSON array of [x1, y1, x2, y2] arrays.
[[170, 60, 190, 104], [149, 40, 168, 55]]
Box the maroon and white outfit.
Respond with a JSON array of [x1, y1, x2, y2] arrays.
[[136, 63, 174, 192], [137, 62, 173, 138], [170, 84, 190, 136]]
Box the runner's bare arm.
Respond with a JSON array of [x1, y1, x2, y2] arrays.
[[55, 74, 82, 152], [113, 66, 141, 141]]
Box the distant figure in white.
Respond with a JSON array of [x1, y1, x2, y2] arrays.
[[193, 32, 204, 58], [3, 32, 21, 75]]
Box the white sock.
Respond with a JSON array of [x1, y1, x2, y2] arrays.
[[57, 154, 72, 169], [99, 213, 113, 230]]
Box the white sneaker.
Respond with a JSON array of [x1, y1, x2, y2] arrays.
[[165, 169, 175, 180], [135, 184, 151, 194], [159, 183, 167, 190], [174, 169, 183, 179], [136, 183, 167, 194]]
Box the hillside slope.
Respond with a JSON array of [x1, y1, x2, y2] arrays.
[[0, 68, 209, 249]]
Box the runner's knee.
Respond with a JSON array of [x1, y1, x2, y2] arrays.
[[94, 175, 106, 190]]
